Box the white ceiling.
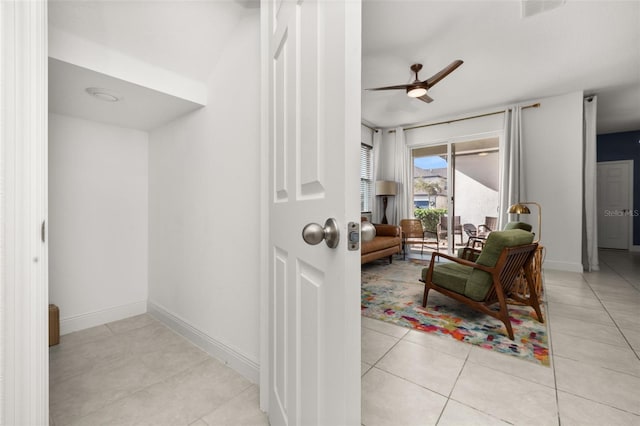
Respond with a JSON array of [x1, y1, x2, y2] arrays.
[[49, 58, 205, 131], [48, 0, 640, 134], [48, 0, 252, 130], [48, 0, 248, 82], [362, 0, 640, 134]]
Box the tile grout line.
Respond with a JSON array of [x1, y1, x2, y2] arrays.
[[365, 330, 465, 402], [434, 349, 471, 425], [51, 318, 219, 425], [549, 266, 640, 421], [543, 292, 562, 426], [581, 257, 640, 361]]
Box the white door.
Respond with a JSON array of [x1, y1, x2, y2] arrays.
[[597, 160, 633, 249], [262, 0, 361, 425]]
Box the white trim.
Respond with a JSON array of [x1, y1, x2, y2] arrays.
[[0, 1, 49, 424], [616, 159, 635, 250], [406, 130, 502, 149], [60, 301, 147, 335], [627, 160, 634, 250], [147, 301, 259, 384], [630, 245, 640, 253], [259, 0, 269, 413], [542, 261, 584, 273]]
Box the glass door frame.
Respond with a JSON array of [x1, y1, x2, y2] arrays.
[[409, 132, 502, 255]]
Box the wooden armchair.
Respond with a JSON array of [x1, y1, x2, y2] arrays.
[[400, 219, 425, 257], [400, 219, 438, 259], [420, 229, 542, 340]]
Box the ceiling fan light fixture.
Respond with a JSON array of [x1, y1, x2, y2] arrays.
[[407, 87, 427, 98]]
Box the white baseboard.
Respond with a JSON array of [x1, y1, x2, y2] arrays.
[[60, 300, 147, 335], [147, 301, 259, 384], [630, 245, 640, 252], [542, 260, 583, 273]]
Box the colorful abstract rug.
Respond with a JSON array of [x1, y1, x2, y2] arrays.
[[362, 258, 550, 366]]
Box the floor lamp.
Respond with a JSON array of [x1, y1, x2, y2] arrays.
[[508, 201, 543, 301], [376, 181, 397, 224], [508, 201, 542, 243]]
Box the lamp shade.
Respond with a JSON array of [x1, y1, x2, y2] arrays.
[[507, 201, 541, 243], [508, 203, 531, 214], [375, 180, 397, 196]]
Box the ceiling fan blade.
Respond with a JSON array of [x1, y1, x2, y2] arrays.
[[417, 93, 434, 103], [425, 60, 463, 88], [366, 83, 412, 91]]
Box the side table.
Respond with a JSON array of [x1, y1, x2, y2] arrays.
[[512, 245, 544, 303]]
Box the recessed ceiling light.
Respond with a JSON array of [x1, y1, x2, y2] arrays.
[[85, 87, 121, 102]]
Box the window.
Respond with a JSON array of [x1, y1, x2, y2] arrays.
[[360, 143, 373, 212]]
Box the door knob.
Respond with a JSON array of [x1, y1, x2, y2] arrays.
[[302, 218, 340, 248]]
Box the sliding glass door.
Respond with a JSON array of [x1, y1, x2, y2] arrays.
[[412, 137, 499, 255]]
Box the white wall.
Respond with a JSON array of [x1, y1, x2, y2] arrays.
[[361, 124, 373, 146], [376, 91, 584, 272], [147, 12, 261, 381], [522, 91, 583, 272], [49, 113, 149, 334], [454, 170, 499, 228]]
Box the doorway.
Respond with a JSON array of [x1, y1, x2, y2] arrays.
[[411, 137, 500, 254], [597, 160, 634, 249]]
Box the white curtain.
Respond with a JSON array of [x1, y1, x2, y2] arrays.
[[393, 127, 411, 225], [372, 129, 384, 223], [583, 96, 599, 271], [499, 106, 525, 228]]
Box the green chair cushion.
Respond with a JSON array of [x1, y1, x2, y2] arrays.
[[465, 229, 534, 301], [423, 263, 473, 295], [503, 221, 533, 232]]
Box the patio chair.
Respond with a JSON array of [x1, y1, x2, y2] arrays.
[[420, 229, 542, 340], [400, 219, 438, 259], [437, 215, 463, 246], [477, 216, 498, 238]]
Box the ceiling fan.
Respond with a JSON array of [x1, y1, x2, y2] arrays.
[[366, 60, 464, 103]]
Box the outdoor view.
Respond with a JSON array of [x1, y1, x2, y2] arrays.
[[411, 138, 500, 255]]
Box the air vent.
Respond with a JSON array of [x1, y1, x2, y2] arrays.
[[521, 0, 565, 18]]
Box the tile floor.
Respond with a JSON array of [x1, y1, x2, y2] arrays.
[[50, 249, 639, 425], [49, 314, 268, 426], [361, 249, 640, 425]]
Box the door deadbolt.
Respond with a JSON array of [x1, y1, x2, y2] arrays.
[[302, 218, 339, 248]]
